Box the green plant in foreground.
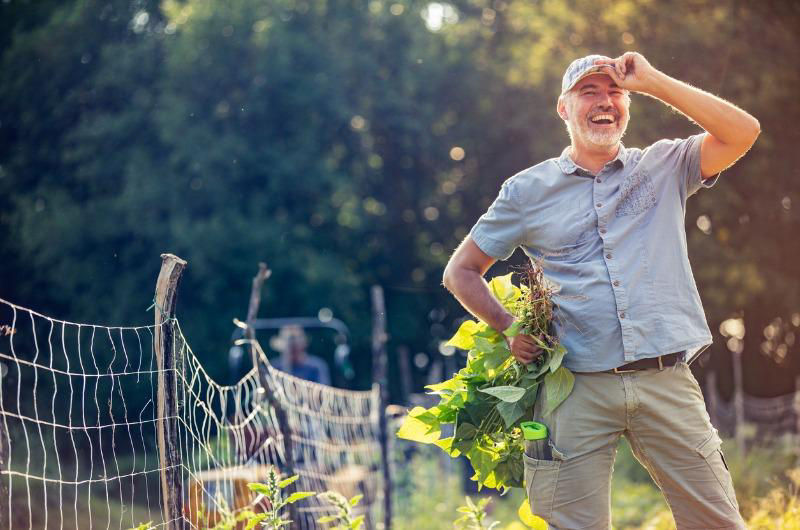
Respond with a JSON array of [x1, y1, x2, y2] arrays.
[[455, 496, 499, 530], [317, 491, 365, 529], [397, 270, 574, 491], [246, 470, 315, 529]]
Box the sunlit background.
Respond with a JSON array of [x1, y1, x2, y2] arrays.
[[1, 1, 798, 526]]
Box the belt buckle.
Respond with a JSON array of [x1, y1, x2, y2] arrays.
[[612, 365, 637, 374]]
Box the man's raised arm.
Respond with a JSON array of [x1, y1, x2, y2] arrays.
[[595, 52, 761, 178]]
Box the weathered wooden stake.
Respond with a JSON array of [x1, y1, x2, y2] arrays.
[[396, 346, 412, 404], [795, 375, 800, 458], [245, 263, 299, 525], [371, 285, 392, 530], [246, 263, 272, 369], [732, 349, 745, 455], [155, 253, 188, 529], [706, 370, 718, 430], [0, 364, 8, 530]]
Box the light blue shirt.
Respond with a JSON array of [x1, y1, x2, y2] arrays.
[[469, 133, 719, 372]]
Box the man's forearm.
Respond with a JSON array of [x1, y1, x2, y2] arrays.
[[645, 71, 760, 146], [443, 268, 514, 332]]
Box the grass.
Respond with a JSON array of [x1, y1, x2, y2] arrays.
[[393, 430, 799, 529]]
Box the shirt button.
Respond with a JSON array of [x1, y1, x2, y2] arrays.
[[606, 253, 612, 259], [619, 311, 626, 318], [613, 280, 620, 286], [596, 203, 602, 208], [596, 179, 603, 183], [599, 228, 607, 234]]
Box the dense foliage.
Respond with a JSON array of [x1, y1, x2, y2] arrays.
[[398, 273, 573, 491], [1, 0, 798, 395]]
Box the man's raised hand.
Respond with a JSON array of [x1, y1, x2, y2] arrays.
[[593, 52, 658, 94]]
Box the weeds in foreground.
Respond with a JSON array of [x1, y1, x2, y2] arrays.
[[454, 496, 499, 530], [317, 491, 365, 529]]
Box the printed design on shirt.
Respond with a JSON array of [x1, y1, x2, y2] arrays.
[[615, 169, 657, 217]]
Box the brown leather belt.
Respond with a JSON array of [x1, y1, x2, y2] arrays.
[[606, 351, 685, 374]]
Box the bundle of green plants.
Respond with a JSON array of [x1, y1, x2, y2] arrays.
[[397, 266, 574, 491]]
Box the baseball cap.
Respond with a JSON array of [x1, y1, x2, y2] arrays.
[[561, 54, 616, 95]]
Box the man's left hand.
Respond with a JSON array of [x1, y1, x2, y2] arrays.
[[593, 52, 659, 94]]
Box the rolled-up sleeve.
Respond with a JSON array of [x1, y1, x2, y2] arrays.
[[468, 180, 524, 260]]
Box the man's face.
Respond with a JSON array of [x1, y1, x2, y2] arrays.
[[560, 74, 630, 148]]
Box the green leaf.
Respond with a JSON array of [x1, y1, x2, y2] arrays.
[[285, 491, 315, 504], [524, 356, 550, 380], [478, 385, 525, 403], [454, 422, 478, 441], [548, 344, 567, 373], [244, 514, 267, 530], [488, 273, 520, 304], [502, 320, 522, 338], [467, 445, 500, 486], [521, 384, 539, 410], [247, 483, 269, 495], [352, 515, 365, 529], [481, 347, 509, 371], [425, 377, 464, 396], [473, 336, 496, 354], [236, 510, 258, 522], [465, 496, 477, 510], [474, 326, 502, 340], [541, 366, 575, 417], [407, 406, 433, 418], [349, 494, 363, 507], [463, 399, 493, 427], [518, 499, 548, 528], [396, 411, 441, 443], [277, 475, 299, 489], [447, 320, 481, 350], [316, 515, 337, 524], [496, 400, 525, 428]]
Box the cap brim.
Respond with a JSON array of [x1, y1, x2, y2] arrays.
[[562, 64, 616, 94]]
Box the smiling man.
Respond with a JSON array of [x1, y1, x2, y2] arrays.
[[443, 53, 759, 528]]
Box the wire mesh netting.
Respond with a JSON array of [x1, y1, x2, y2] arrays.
[[0, 298, 384, 529]]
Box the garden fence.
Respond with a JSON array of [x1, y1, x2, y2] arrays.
[[0, 255, 388, 529]]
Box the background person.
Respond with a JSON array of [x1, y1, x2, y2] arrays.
[[271, 324, 331, 386]]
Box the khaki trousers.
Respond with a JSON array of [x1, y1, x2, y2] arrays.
[[524, 361, 746, 529]]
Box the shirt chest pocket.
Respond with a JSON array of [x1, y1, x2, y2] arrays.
[[532, 208, 596, 261], [616, 169, 657, 217]]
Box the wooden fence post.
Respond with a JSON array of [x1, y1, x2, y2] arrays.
[[732, 349, 745, 455], [795, 375, 800, 458], [245, 263, 300, 525], [706, 370, 718, 430], [0, 362, 8, 530], [246, 263, 271, 368], [371, 285, 392, 530], [154, 253, 188, 529]]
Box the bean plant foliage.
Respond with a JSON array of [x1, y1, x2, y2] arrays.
[[397, 267, 574, 491]]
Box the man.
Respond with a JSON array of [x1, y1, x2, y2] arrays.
[[443, 52, 759, 529], [271, 325, 331, 385]]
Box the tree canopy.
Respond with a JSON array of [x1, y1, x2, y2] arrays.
[[1, 0, 798, 395]]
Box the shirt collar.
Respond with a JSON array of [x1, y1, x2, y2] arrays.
[[557, 143, 628, 175]]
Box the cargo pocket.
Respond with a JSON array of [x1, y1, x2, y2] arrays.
[[523, 442, 564, 520], [695, 431, 738, 510]]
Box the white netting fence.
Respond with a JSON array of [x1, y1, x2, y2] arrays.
[[0, 298, 384, 529]]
